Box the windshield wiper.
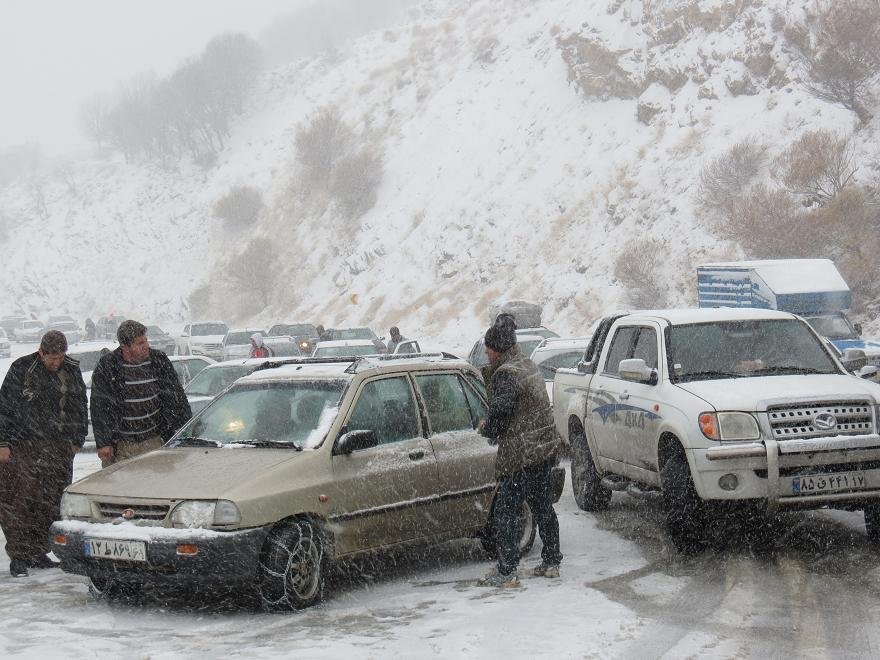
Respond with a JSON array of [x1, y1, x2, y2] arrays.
[[175, 437, 222, 447], [678, 371, 745, 381], [750, 366, 827, 375], [226, 439, 302, 450]]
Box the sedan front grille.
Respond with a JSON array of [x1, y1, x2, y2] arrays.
[[97, 502, 170, 521], [767, 401, 874, 440]]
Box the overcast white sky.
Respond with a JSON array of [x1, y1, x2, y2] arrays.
[[0, 0, 294, 155]]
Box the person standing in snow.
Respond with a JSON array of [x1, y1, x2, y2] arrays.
[[84, 317, 96, 341], [250, 333, 270, 358], [0, 330, 88, 577], [90, 320, 191, 467], [477, 313, 562, 587], [385, 326, 407, 354]]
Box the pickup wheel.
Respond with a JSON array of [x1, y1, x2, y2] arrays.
[[258, 520, 325, 611], [661, 453, 707, 554], [480, 501, 536, 559], [570, 429, 611, 511], [864, 504, 880, 547]]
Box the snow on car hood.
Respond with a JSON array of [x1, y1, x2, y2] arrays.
[[674, 374, 880, 411], [68, 448, 300, 500]]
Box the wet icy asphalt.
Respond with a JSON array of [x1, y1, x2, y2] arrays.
[[2, 453, 880, 658]]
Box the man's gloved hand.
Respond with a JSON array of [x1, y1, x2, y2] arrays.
[[97, 446, 115, 463], [0, 446, 11, 463]]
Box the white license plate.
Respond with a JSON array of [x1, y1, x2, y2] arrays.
[[791, 471, 867, 495], [84, 538, 147, 562]]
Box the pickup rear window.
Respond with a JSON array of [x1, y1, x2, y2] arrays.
[[668, 319, 839, 383]]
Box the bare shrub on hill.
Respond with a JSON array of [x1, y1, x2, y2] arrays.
[[213, 186, 264, 227], [716, 184, 805, 258], [613, 239, 670, 308], [78, 93, 112, 151], [772, 130, 858, 206], [557, 35, 640, 100], [794, 0, 880, 124], [223, 237, 281, 316], [295, 108, 356, 189], [330, 148, 384, 220], [187, 284, 214, 319], [698, 138, 767, 213]]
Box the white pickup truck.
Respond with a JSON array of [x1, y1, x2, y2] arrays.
[[552, 307, 880, 552]]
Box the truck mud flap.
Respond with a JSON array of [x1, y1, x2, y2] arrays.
[[551, 466, 566, 503]]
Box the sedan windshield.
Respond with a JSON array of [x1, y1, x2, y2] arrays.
[[668, 319, 840, 383], [268, 324, 317, 336], [313, 345, 377, 358], [226, 331, 260, 344], [173, 381, 346, 449], [185, 365, 253, 397]]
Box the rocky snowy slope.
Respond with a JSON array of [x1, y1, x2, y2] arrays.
[[0, 0, 876, 348]]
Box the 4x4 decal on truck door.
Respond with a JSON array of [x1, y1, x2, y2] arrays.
[[592, 403, 661, 426]]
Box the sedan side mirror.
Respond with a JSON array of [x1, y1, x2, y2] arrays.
[[618, 358, 658, 385], [335, 429, 378, 455]]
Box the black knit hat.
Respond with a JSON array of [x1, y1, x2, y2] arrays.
[[484, 313, 517, 352]]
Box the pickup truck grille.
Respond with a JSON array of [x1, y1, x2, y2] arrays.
[[767, 401, 874, 440], [97, 502, 169, 521]]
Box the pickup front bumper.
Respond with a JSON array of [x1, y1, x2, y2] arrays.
[[693, 434, 880, 510]]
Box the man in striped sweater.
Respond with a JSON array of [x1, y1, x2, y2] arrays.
[[90, 320, 192, 466]]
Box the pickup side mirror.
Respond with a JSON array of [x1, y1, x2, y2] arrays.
[[618, 358, 658, 385], [842, 348, 867, 372], [335, 429, 378, 455], [858, 365, 879, 380], [576, 360, 592, 374]]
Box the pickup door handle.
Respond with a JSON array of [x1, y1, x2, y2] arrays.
[[408, 450, 425, 461], [619, 391, 630, 400]]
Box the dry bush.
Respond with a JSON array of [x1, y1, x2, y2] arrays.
[[795, 0, 880, 123], [772, 130, 857, 205], [717, 184, 807, 258], [330, 147, 383, 221], [557, 35, 640, 100], [187, 284, 214, 319], [213, 185, 264, 227], [613, 239, 670, 308], [295, 108, 355, 188], [223, 237, 280, 313], [698, 138, 767, 213]]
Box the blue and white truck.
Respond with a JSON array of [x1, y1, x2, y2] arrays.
[[696, 259, 880, 366]]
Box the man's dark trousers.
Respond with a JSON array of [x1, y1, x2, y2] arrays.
[[494, 459, 562, 575]]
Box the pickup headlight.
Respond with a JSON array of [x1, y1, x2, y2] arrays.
[[60, 493, 92, 519], [170, 500, 241, 528], [699, 412, 760, 441]]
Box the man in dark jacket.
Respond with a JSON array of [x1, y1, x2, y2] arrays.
[[90, 320, 191, 467], [478, 314, 561, 587], [0, 330, 88, 577], [386, 326, 407, 354]]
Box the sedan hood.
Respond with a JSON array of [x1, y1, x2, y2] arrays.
[[675, 374, 880, 411], [68, 448, 300, 500]]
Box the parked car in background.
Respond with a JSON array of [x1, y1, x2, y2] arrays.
[[267, 323, 321, 355], [48, 314, 77, 326], [52, 353, 561, 609], [168, 355, 215, 388], [530, 336, 594, 399], [312, 340, 382, 359], [328, 327, 386, 353], [183, 357, 276, 414], [1, 315, 28, 336], [176, 321, 229, 359], [67, 343, 117, 439], [96, 315, 126, 339], [222, 328, 266, 361], [0, 329, 11, 358], [466, 331, 547, 370], [146, 325, 177, 355], [48, 321, 84, 346], [13, 319, 45, 342], [390, 339, 421, 355]]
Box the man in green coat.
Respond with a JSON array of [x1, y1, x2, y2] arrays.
[[478, 314, 561, 587]]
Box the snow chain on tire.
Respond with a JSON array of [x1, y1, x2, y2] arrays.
[[259, 519, 325, 610]]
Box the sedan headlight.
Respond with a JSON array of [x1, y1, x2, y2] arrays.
[[60, 493, 92, 519], [699, 412, 760, 441], [170, 500, 240, 528]]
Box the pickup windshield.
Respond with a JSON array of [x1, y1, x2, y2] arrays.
[[668, 319, 840, 383], [803, 314, 859, 340], [172, 381, 346, 450]]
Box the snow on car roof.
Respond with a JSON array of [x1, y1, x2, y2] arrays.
[[532, 337, 592, 352], [241, 360, 356, 381], [314, 339, 376, 348], [623, 307, 796, 324]]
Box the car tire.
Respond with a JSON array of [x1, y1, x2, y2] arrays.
[[864, 504, 880, 547], [570, 427, 611, 511], [480, 500, 536, 559], [258, 519, 324, 611], [661, 452, 707, 554]]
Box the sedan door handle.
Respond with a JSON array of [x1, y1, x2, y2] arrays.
[[408, 450, 425, 461], [619, 391, 630, 400]]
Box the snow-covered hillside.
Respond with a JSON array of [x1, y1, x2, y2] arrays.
[[1, 0, 877, 349]]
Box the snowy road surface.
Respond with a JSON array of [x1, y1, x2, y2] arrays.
[[2, 454, 880, 658]]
